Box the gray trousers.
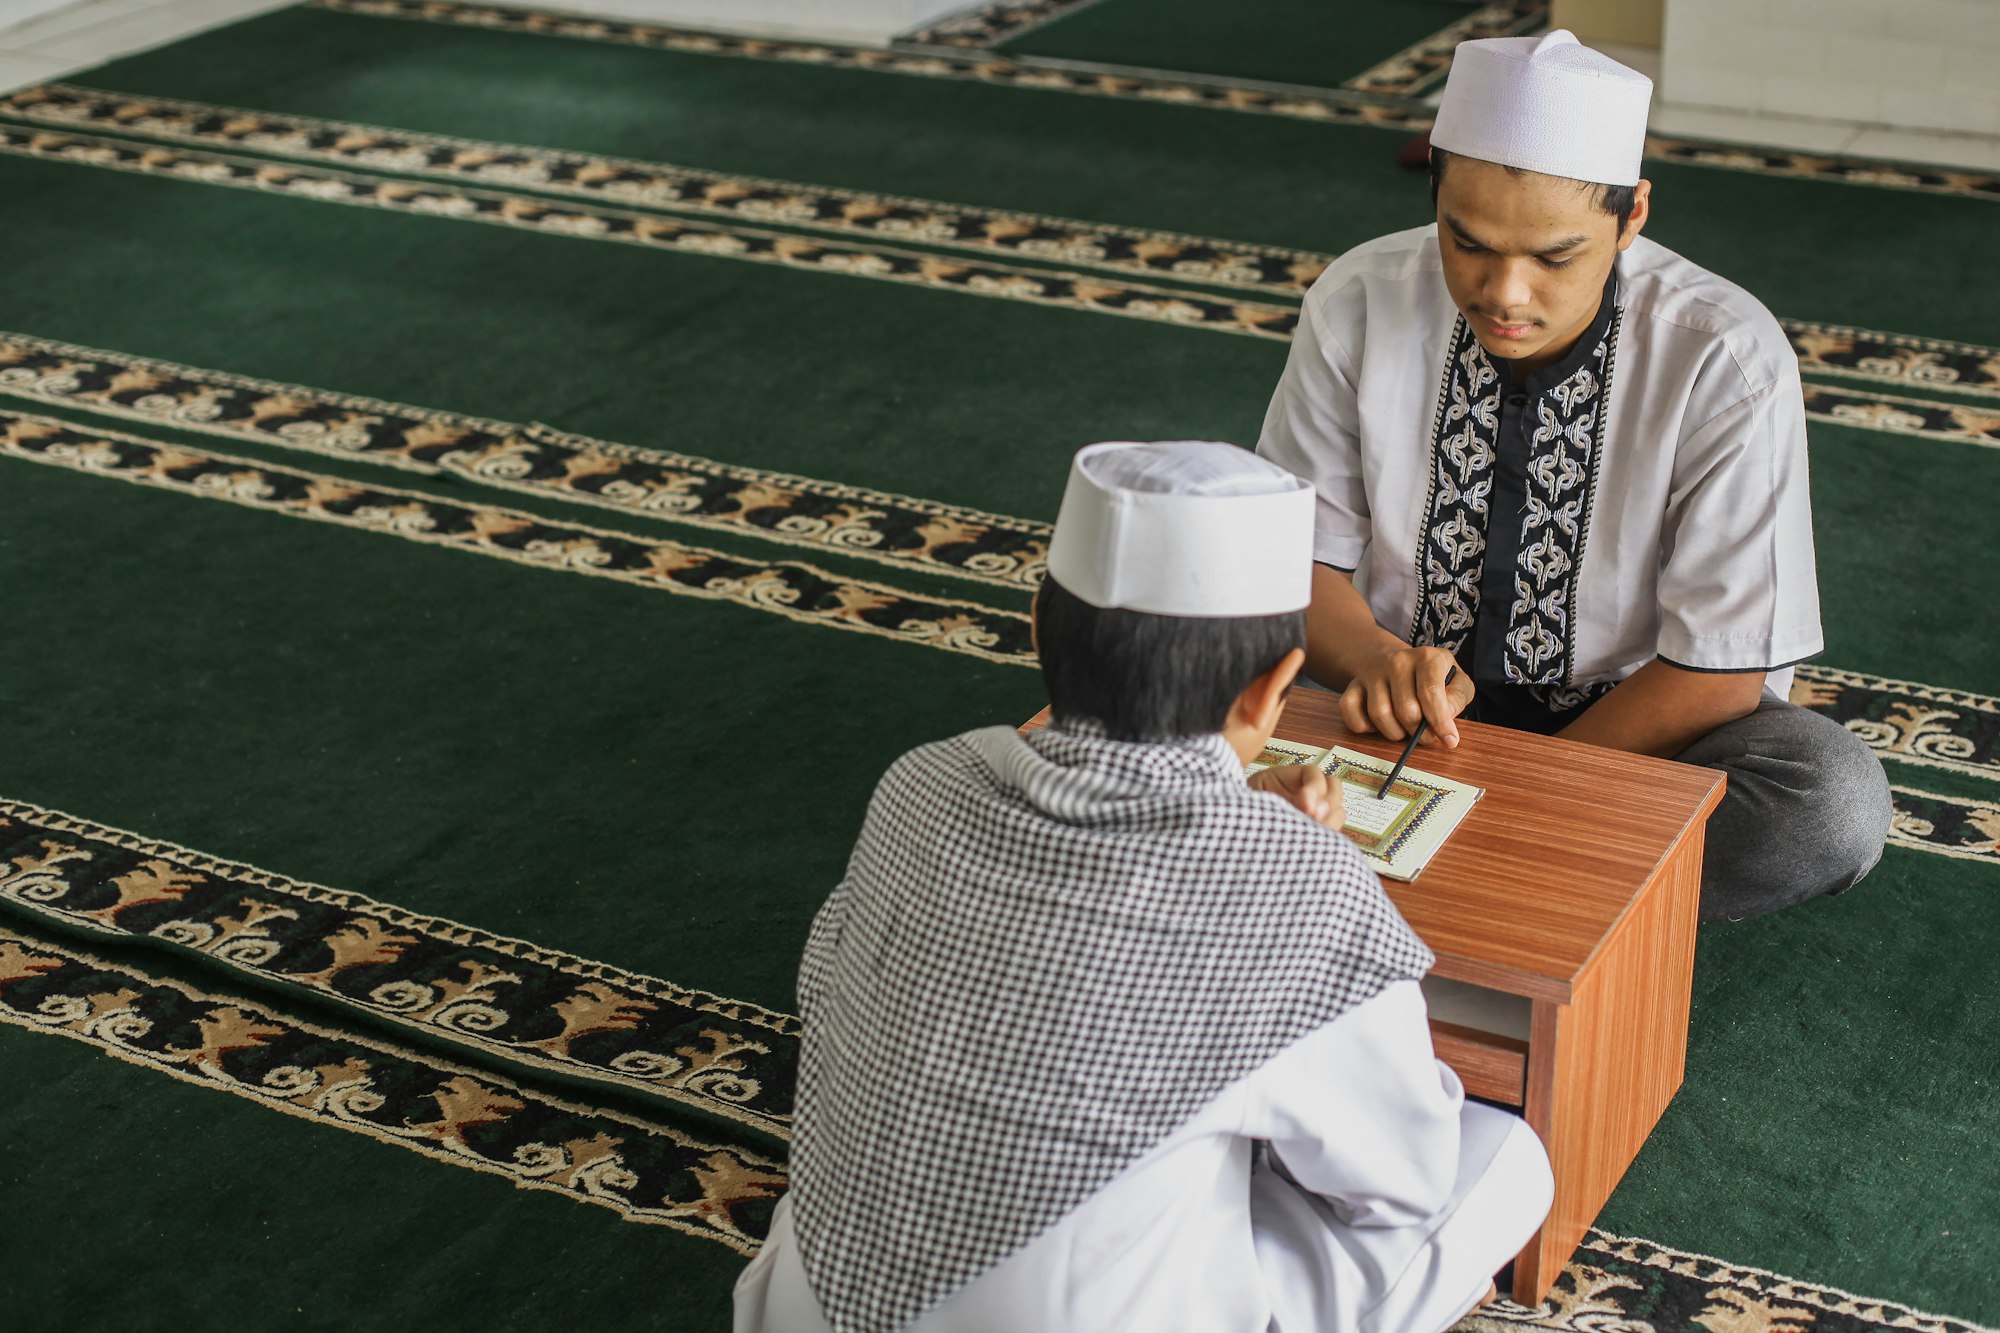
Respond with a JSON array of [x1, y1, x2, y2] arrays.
[[1674, 692, 1894, 922]]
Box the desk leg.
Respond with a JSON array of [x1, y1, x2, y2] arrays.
[[1509, 831, 1706, 1304]]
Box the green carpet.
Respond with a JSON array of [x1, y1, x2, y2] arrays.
[[994, 0, 1492, 88], [0, 3, 1996, 1329]]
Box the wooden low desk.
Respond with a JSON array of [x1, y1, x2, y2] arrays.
[[1022, 693, 1724, 1303]]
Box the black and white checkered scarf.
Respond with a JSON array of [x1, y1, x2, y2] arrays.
[[789, 722, 1434, 1333]]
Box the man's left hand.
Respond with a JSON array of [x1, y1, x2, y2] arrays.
[[1248, 762, 1347, 829]]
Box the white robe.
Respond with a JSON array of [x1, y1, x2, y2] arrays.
[[733, 980, 1552, 1333], [1257, 226, 1822, 698]]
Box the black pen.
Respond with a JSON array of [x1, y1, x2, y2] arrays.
[[1376, 666, 1459, 799]]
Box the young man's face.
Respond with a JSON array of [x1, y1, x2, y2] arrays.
[[1435, 154, 1650, 374]]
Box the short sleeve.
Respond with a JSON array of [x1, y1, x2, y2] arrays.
[[1655, 366, 1823, 672], [1257, 291, 1372, 571]]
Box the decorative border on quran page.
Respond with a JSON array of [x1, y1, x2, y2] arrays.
[[1247, 741, 1481, 880], [1320, 757, 1453, 863]]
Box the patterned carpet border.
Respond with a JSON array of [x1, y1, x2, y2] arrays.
[[0, 126, 1302, 343], [5, 338, 1994, 776], [0, 331, 1051, 592], [10, 919, 1997, 1325], [1793, 666, 2000, 782], [4, 339, 1990, 740], [0, 799, 800, 1133], [1466, 1230, 1998, 1333], [897, 0, 1108, 51], [0, 926, 785, 1252], [0, 84, 1326, 299], [0, 409, 1037, 666], [1888, 786, 2000, 866], [1641, 134, 2000, 206], [308, 0, 1433, 130], [1342, 0, 1546, 96], [1793, 322, 2000, 400], [15, 94, 2000, 412], [305, 0, 2000, 202], [1803, 385, 2000, 451]]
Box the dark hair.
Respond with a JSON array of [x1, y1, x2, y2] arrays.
[[1034, 577, 1306, 742], [1429, 147, 1637, 233]]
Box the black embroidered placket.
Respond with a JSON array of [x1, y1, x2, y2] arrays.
[[1417, 269, 1622, 733]]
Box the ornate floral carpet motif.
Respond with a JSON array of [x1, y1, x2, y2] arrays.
[[0, 331, 1051, 590], [2, 86, 1992, 456], [1470, 1234, 1997, 1333], [305, 0, 2000, 203], [0, 926, 786, 1249], [0, 83, 1332, 295], [0, 125, 1305, 342], [0, 332, 1990, 865], [1, 1, 1996, 1327], [4, 801, 1996, 1332], [0, 800, 798, 1134], [1340, 0, 1547, 96], [0, 409, 1033, 663]]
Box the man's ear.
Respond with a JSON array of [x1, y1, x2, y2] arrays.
[[1618, 178, 1651, 251], [1229, 648, 1306, 738]]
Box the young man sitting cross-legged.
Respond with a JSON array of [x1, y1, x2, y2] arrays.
[[732, 440, 1553, 1333]]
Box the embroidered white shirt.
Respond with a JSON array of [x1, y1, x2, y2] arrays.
[[1258, 226, 1822, 694]]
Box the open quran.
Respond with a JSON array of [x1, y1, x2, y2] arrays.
[[1248, 738, 1485, 881]]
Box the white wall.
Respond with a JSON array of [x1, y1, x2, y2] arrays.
[[522, 0, 975, 45], [1663, 0, 2000, 136]]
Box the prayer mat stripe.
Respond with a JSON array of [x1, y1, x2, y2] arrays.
[[20, 88, 2000, 387], [307, 0, 1433, 128], [306, 0, 2000, 203], [1792, 321, 2000, 400], [0, 411, 1036, 666], [897, 0, 1110, 51], [6, 337, 1992, 785], [0, 798, 799, 1134], [0, 126, 1302, 344], [0, 83, 1326, 300], [1889, 786, 2000, 867], [4, 107, 1991, 420], [12, 918, 1994, 1333], [0, 926, 785, 1252], [1340, 0, 1547, 96], [1466, 1230, 1998, 1333], [1803, 385, 2000, 451], [0, 331, 1051, 592], [1793, 666, 2000, 784]]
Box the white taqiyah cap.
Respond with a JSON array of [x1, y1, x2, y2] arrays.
[[1431, 29, 1653, 187], [1044, 441, 1315, 618]]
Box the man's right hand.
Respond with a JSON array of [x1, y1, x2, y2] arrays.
[[1339, 645, 1475, 746]]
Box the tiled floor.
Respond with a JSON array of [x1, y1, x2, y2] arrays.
[[2, 0, 1999, 174]]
